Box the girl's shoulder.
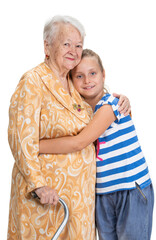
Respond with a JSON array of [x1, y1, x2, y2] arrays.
[[95, 93, 119, 111], [95, 93, 122, 122]]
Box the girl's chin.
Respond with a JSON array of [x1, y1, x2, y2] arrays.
[[79, 92, 95, 98]]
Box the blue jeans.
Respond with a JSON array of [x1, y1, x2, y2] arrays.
[[96, 184, 154, 240]]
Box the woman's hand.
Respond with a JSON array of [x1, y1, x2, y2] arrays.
[[113, 93, 131, 116], [35, 186, 59, 205]]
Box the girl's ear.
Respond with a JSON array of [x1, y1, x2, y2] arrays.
[[102, 69, 105, 83]]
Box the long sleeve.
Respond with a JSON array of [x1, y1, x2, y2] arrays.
[[8, 72, 47, 195]]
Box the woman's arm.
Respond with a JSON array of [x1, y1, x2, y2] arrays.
[[8, 73, 47, 196], [39, 104, 116, 154]]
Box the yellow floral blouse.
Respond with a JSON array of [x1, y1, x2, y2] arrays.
[[8, 63, 96, 240]]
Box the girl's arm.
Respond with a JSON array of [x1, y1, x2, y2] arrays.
[[39, 104, 116, 154]]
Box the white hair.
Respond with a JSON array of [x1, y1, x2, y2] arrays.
[[43, 15, 86, 44]]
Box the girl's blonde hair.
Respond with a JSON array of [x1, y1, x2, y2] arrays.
[[81, 49, 104, 72]]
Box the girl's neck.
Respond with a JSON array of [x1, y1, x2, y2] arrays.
[[84, 91, 105, 111]]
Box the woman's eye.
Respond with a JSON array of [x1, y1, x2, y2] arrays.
[[76, 45, 82, 48], [64, 43, 69, 46]]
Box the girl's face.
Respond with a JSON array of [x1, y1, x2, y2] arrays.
[[71, 56, 105, 101]]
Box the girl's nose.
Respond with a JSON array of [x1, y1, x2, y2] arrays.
[[84, 76, 90, 84]]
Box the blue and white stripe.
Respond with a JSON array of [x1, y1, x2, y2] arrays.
[[95, 94, 151, 194]]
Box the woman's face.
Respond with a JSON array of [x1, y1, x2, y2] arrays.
[[45, 24, 83, 73]]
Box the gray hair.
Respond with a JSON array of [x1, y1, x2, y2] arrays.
[[43, 15, 86, 44]]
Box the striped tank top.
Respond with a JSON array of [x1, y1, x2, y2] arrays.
[[95, 93, 151, 194]]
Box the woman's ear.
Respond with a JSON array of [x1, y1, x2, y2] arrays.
[[44, 40, 50, 55]]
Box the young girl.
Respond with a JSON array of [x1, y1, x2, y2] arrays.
[[39, 49, 154, 240]]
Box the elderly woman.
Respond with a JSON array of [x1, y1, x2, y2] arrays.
[[8, 15, 130, 240]]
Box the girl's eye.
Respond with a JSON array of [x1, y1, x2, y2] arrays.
[[91, 72, 96, 76], [76, 75, 83, 79]]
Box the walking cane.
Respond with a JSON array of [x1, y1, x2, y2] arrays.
[[31, 192, 69, 240]]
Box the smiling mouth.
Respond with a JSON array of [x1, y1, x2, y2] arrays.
[[66, 57, 75, 61], [83, 85, 95, 90]]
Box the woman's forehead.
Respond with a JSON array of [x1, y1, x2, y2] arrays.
[[57, 23, 83, 42]]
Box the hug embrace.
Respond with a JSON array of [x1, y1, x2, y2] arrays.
[[8, 15, 154, 240]]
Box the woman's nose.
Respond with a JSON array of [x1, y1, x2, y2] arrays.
[[69, 45, 77, 55]]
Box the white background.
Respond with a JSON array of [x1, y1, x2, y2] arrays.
[[0, 0, 156, 239]]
